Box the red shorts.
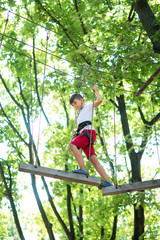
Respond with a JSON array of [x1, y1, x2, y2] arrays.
[[71, 130, 96, 159]]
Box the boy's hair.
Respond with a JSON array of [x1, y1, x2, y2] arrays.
[[69, 94, 83, 105]]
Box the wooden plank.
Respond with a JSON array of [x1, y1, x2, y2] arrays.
[[19, 163, 101, 186], [136, 66, 160, 96], [102, 179, 160, 196]]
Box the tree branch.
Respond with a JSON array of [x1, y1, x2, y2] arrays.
[[25, 4, 50, 124], [0, 74, 21, 107], [138, 106, 160, 126], [71, 193, 79, 222], [109, 98, 119, 110], [133, 0, 160, 53], [136, 66, 160, 96], [10, 141, 26, 160], [35, 0, 90, 65], [60, 96, 69, 127], [7, 163, 12, 191], [138, 127, 151, 159], [17, 77, 29, 109], [0, 103, 29, 146], [74, 0, 87, 35], [0, 74, 30, 132], [32, 36, 50, 124], [128, 3, 135, 22], [0, 161, 25, 240], [106, 0, 113, 10], [137, 106, 160, 159], [0, 129, 26, 160]]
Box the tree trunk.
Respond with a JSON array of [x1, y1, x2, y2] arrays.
[[0, 162, 25, 240], [101, 226, 104, 239], [110, 215, 118, 240], [31, 174, 55, 240], [79, 188, 83, 240], [133, 0, 160, 53], [117, 93, 145, 239], [41, 175, 71, 240], [132, 204, 145, 240], [79, 203, 83, 240], [67, 184, 75, 240], [117, 94, 141, 182]]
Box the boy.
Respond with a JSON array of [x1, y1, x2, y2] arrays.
[[69, 84, 112, 189]]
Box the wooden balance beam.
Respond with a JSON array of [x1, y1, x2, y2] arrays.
[[19, 163, 101, 186], [102, 179, 160, 196]]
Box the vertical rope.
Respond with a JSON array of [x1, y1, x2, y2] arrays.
[[87, 90, 95, 177], [96, 107, 115, 180], [97, 107, 110, 158], [87, 53, 100, 177], [34, 30, 50, 166], [79, 69, 82, 94], [82, 63, 88, 98], [0, 10, 10, 49], [151, 93, 160, 165], [29, 58, 34, 164], [112, 55, 118, 187]]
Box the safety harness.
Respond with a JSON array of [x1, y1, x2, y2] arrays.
[[76, 121, 94, 145]]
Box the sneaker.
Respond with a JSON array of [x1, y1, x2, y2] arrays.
[[98, 181, 113, 189], [71, 169, 88, 175]]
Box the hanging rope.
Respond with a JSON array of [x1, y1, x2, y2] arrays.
[[86, 90, 95, 177], [81, 63, 88, 97], [34, 30, 50, 167], [29, 58, 35, 164], [86, 54, 101, 177], [112, 55, 118, 187], [94, 54, 117, 184], [96, 107, 115, 180], [0, 10, 10, 49]]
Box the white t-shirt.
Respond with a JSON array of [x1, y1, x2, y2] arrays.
[[77, 103, 95, 133]]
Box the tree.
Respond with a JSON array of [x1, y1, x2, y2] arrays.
[[0, 160, 25, 240], [133, 0, 160, 53]]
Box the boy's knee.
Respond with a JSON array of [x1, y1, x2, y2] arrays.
[[90, 154, 98, 163], [70, 144, 77, 151]]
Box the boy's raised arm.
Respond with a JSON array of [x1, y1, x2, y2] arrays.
[[93, 84, 103, 108]]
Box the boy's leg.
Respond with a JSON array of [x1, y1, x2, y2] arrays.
[[70, 144, 87, 171], [90, 154, 112, 184], [70, 130, 93, 172]]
